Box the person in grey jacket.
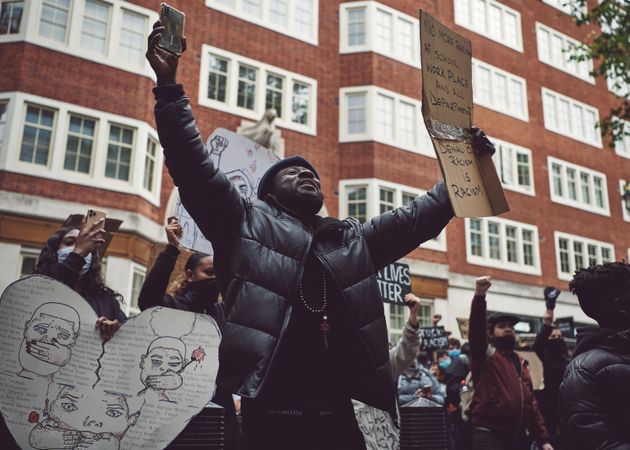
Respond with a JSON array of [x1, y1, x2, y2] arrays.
[[398, 352, 445, 405], [146, 20, 494, 450]]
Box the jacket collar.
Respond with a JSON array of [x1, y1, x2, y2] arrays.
[[264, 194, 350, 234]]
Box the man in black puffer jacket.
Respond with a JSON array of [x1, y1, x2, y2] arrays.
[[145, 22, 496, 449], [559, 262, 630, 449]]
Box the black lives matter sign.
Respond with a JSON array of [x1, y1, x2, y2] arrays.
[[376, 262, 412, 305]]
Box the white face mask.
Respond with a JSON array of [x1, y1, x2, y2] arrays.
[[57, 247, 92, 276]]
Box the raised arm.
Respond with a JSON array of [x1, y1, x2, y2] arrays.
[[146, 21, 245, 245], [469, 276, 491, 384]]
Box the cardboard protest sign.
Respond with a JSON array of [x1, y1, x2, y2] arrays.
[[420, 9, 508, 218], [0, 276, 220, 450], [419, 326, 448, 351], [174, 128, 280, 255], [456, 317, 469, 340], [376, 262, 412, 304]]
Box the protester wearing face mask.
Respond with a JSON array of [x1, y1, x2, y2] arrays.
[[468, 276, 552, 450], [137, 217, 236, 449], [532, 287, 568, 448], [33, 219, 126, 341]]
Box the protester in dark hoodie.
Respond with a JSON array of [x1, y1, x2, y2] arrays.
[[559, 262, 630, 449], [468, 276, 551, 450], [137, 217, 236, 449], [533, 287, 569, 447]]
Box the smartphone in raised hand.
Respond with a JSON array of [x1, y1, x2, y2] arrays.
[[158, 3, 185, 56], [85, 209, 106, 230]]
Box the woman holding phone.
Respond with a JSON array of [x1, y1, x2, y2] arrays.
[[33, 215, 126, 341]]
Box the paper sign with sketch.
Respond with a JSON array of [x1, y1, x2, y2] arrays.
[[174, 128, 280, 254], [0, 276, 220, 449]]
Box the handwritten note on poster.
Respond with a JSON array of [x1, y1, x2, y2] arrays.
[[0, 276, 220, 450], [420, 10, 508, 218]]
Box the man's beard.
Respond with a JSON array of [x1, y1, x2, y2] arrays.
[[491, 334, 516, 351], [276, 190, 324, 217]]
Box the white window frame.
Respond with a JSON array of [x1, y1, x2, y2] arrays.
[[472, 58, 529, 121], [339, 178, 447, 252], [554, 231, 615, 281], [548, 156, 610, 216], [17, 247, 40, 278], [199, 45, 318, 136], [205, 0, 319, 45], [0, 0, 157, 79], [1, 0, 25, 36], [64, 113, 98, 174], [0, 91, 162, 205], [621, 179, 630, 222], [535, 22, 594, 83], [541, 87, 602, 148], [339, 86, 434, 157], [453, 0, 523, 52], [339, 1, 421, 68], [490, 136, 535, 196], [465, 216, 541, 275], [127, 262, 146, 317], [541, 0, 587, 16], [19, 102, 57, 167], [607, 69, 630, 98], [614, 119, 630, 159]]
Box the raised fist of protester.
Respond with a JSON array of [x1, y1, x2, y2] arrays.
[[73, 217, 106, 258], [468, 127, 496, 157], [432, 314, 442, 326], [544, 286, 561, 310], [95, 317, 121, 341], [475, 276, 492, 296], [145, 20, 187, 86], [404, 293, 421, 327], [165, 216, 183, 247]]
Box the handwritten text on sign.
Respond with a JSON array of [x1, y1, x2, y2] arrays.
[[419, 326, 448, 351], [420, 10, 472, 129], [376, 263, 412, 305]]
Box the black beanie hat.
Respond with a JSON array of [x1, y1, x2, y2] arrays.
[[257, 155, 320, 200]]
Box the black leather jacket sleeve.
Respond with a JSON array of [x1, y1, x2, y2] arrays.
[[153, 85, 245, 245], [138, 244, 179, 311], [363, 181, 453, 271]]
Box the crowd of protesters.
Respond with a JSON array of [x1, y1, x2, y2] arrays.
[[1, 17, 630, 450]]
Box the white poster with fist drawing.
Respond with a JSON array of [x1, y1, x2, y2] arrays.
[[173, 128, 281, 255], [0, 275, 220, 449]]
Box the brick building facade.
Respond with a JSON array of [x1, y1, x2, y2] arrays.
[[0, 0, 628, 341]]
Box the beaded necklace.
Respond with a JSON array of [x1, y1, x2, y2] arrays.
[[298, 272, 331, 349]]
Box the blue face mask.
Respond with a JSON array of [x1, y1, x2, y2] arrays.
[[449, 349, 461, 358], [57, 247, 92, 276], [438, 357, 452, 370]]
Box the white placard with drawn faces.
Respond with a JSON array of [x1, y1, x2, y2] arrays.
[[174, 128, 280, 255], [0, 276, 220, 450]]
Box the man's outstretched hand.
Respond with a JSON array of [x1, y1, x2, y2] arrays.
[[146, 20, 187, 86]]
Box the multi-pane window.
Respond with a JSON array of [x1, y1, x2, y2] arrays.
[[237, 66, 257, 110], [143, 138, 158, 192], [614, 120, 630, 159], [39, 0, 70, 42], [80, 0, 110, 54], [621, 180, 630, 222], [454, 0, 523, 52], [20, 105, 55, 166], [536, 23, 593, 83], [129, 267, 146, 314], [346, 186, 367, 223], [466, 217, 540, 274], [19, 249, 39, 278], [266, 74, 283, 117], [119, 10, 146, 66], [201, 46, 316, 133], [472, 59, 528, 120], [542, 88, 601, 147], [208, 56, 229, 102], [64, 115, 96, 174], [548, 157, 609, 215], [388, 304, 406, 346], [206, 0, 317, 43], [340, 2, 420, 68], [341, 179, 447, 251], [555, 232, 614, 280], [341, 86, 432, 156], [491, 137, 534, 195], [347, 8, 366, 46], [0, 0, 23, 35], [542, 0, 586, 15], [106, 124, 134, 181]]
